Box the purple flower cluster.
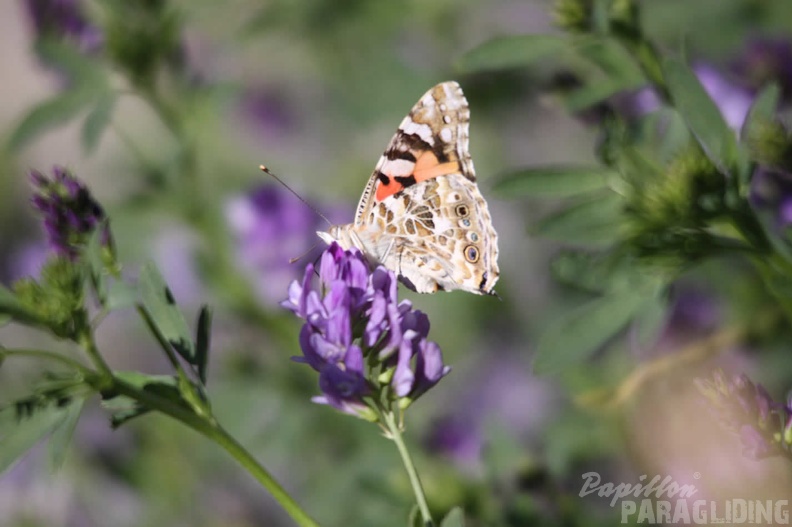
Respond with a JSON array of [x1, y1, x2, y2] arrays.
[[24, 0, 102, 53], [30, 166, 109, 260], [283, 243, 450, 418], [696, 371, 792, 460]]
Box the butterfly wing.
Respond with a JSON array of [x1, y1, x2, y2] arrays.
[[349, 81, 499, 295], [354, 81, 476, 225]]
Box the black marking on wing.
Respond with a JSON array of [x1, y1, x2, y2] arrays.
[[386, 149, 417, 162], [479, 272, 488, 292], [433, 142, 451, 163], [398, 133, 432, 152], [394, 175, 417, 188], [377, 172, 390, 184]]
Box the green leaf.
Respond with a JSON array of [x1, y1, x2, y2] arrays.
[[456, 34, 568, 73], [561, 80, 640, 112], [551, 250, 627, 293], [533, 194, 624, 245], [740, 83, 780, 186], [574, 37, 645, 85], [743, 82, 780, 138], [9, 90, 95, 150], [102, 371, 180, 428], [138, 262, 195, 362], [85, 227, 108, 304], [195, 305, 212, 385], [493, 166, 615, 198], [633, 296, 668, 349], [0, 401, 72, 474], [82, 92, 117, 154], [663, 58, 740, 173], [652, 109, 691, 163], [0, 285, 43, 327], [48, 397, 85, 471], [10, 40, 109, 151], [106, 280, 139, 311], [440, 507, 465, 527], [35, 39, 106, 85], [534, 288, 655, 375]]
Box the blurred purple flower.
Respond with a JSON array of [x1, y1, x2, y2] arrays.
[[29, 166, 110, 260], [750, 166, 792, 230], [695, 371, 791, 460], [23, 0, 102, 52], [238, 86, 295, 138], [695, 64, 753, 130], [596, 65, 753, 130], [648, 288, 721, 354], [426, 356, 557, 473], [667, 288, 720, 333], [225, 185, 332, 307], [732, 37, 792, 102], [284, 243, 450, 418], [425, 416, 483, 469]]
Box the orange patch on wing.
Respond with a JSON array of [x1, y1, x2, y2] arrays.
[[374, 151, 460, 201], [376, 176, 402, 201], [413, 151, 459, 181]]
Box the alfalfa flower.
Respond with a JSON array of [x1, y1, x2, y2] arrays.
[[30, 166, 112, 260], [283, 243, 450, 421], [695, 371, 792, 460]]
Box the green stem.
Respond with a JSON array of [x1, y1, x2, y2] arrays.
[[111, 377, 320, 527], [79, 332, 113, 379], [0, 349, 95, 376], [383, 411, 434, 527], [754, 255, 792, 326]]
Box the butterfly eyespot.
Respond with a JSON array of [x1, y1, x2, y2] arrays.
[[455, 204, 470, 218], [464, 245, 480, 263], [468, 232, 479, 242], [460, 218, 471, 227]]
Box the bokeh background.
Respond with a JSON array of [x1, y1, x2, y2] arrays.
[[2, 0, 792, 526]]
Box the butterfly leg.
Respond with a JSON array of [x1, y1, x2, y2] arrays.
[[381, 238, 396, 262]]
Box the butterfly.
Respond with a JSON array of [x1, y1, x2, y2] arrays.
[[317, 81, 499, 295]]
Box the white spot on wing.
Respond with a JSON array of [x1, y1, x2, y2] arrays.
[[399, 118, 434, 145], [382, 158, 415, 176], [440, 128, 453, 143]]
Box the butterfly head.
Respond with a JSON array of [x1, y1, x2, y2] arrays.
[[316, 225, 354, 250]]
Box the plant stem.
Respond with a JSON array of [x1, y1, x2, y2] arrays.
[[0, 349, 95, 376], [111, 377, 321, 527], [203, 423, 321, 527], [383, 411, 434, 527], [79, 332, 113, 379]]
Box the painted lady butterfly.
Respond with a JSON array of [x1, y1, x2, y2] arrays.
[[318, 81, 499, 295]]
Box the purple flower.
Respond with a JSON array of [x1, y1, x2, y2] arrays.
[[588, 64, 753, 130], [732, 37, 792, 103], [238, 86, 295, 138], [29, 166, 110, 260], [694, 64, 753, 130], [695, 371, 791, 460], [425, 417, 483, 469], [284, 243, 450, 419], [24, 0, 102, 53], [226, 185, 343, 307]]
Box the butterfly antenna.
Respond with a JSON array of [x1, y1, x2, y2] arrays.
[[259, 165, 333, 227], [289, 242, 320, 264]]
